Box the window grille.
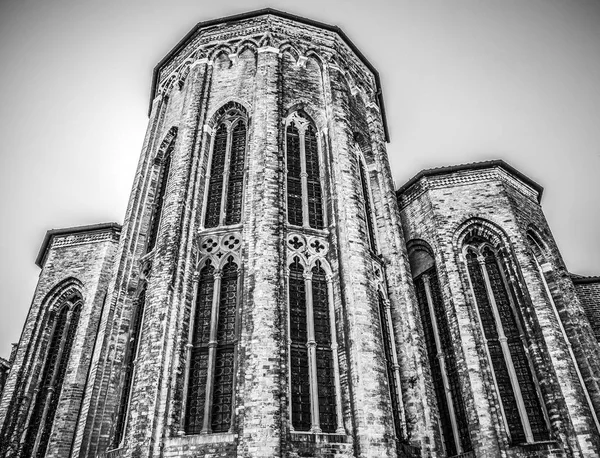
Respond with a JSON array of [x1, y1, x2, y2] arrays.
[[147, 141, 174, 251], [305, 126, 324, 230], [377, 293, 403, 439], [205, 124, 228, 228], [185, 257, 239, 434], [225, 122, 246, 226], [289, 258, 311, 431], [185, 262, 215, 434], [286, 123, 303, 227], [466, 245, 548, 444], [312, 262, 336, 432], [285, 113, 325, 229], [358, 158, 376, 252], [211, 258, 238, 432], [415, 269, 472, 454], [113, 287, 146, 447]]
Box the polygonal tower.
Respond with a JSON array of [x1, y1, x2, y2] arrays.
[[61, 9, 424, 458]]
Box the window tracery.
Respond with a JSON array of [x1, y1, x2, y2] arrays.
[[464, 237, 549, 444], [22, 295, 82, 458], [286, 251, 342, 434], [204, 106, 247, 229], [357, 153, 376, 252], [183, 238, 242, 435], [285, 112, 324, 230]]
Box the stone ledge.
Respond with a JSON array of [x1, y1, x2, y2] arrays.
[[165, 432, 237, 446]]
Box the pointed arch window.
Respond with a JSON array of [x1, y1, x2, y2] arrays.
[[184, 256, 240, 434], [357, 153, 376, 252], [409, 243, 471, 455], [147, 135, 176, 252], [285, 112, 325, 230], [287, 257, 342, 433], [465, 239, 549, 444], [22, 296, 82, 458], [113, 285, 147, 447], [204, 108, 248, 229]]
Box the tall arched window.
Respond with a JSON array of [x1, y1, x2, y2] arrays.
[[464, 236, 548, 444], [147, 132, 176, 252], [22, 295, 82, 458], [357, 153, 376, 252], [113, 285, 147, 447], [409, 242, 471, 455], [288, 257, 340, 433], [204, 107, 247, 229], [184, 256, 240, 434], [285, 112, 324, 230]]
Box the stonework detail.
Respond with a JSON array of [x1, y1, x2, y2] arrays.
[[1, 9, 599, 458]]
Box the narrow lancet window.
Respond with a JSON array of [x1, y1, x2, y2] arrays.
[[358, 156, 376, 252], [465, 239, 548, 444], [205, 124, 228, 228], [23, 299, 82, 458], [289, 257, 311, 431], [185, 261, 215, 434], [225, 122, 247, 226], [286, 123, 304, 227], [113, 286, 146, 447], [147, 140, 174, 251]]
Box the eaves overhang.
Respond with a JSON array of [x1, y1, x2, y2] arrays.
[[395, 159, 544, 204], [148, 8, 390, 142], [35, 222, 122, 269]]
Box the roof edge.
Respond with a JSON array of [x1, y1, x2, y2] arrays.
[[395, 160, 544, 204], [571, 275, 600, 285], [35, 222, 122, 268], [148, 8, 389, 141]]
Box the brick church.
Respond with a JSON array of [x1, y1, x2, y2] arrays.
[[1, 8, 599, 458]]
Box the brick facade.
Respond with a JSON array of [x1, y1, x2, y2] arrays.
[[0, 9, 599, 458]]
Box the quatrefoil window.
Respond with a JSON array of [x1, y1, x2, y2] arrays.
[[222, 234, 241, 251], [288, 236, 304, 250], [310, 240, 326, 253], [201, 238, 218, 253]]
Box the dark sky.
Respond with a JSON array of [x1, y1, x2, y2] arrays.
[[1, 0, 599, 358]]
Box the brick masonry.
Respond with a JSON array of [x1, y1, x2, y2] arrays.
[[0, 9, 599, 458]]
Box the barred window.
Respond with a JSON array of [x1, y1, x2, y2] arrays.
[[285, 112, 324, 229], [147, 138, 174, 251], [185, 256, 239, 434], [288, 257, 338, 433], [377, 292, 403, 440], [22, 297, 82, 458], [357, 155, 376, 252], [204, 108, 247, 229], [465, 241, 548, 444], [113, 286, 147, 447]]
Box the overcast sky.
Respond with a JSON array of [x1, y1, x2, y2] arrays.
[[0, 0, 599, 358]]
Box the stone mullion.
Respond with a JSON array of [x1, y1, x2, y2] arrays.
[[422, 275, 461, 454], [202, 272, 222, 433], [30, 309, 74, 458], [326, 276, 345, 434], [317, 133, 328, 229], [299, 129, 310, 229], [477, 255, 533, 443], [178, 270, 200, 435], [304, 272, 321, 433], [382, 297, 407, 437]]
